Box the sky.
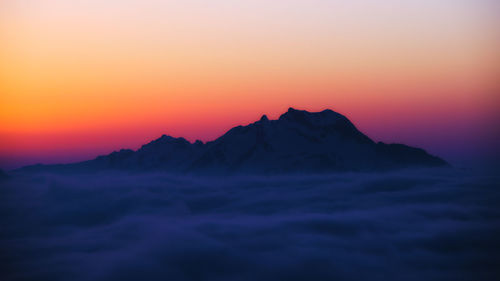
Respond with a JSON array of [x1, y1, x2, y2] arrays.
[[0, 0, 499, 169]]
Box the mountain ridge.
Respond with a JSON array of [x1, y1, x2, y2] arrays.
[[16, 108, 448, 174]]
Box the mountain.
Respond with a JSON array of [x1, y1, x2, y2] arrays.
[[17, 108, 447, 174]]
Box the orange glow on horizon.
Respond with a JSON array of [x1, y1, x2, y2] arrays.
[[1, 0, 498, 168]]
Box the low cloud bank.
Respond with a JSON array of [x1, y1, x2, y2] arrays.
[[1, 169, 499, 280]]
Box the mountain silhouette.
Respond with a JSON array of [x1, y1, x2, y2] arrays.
[[18, 108, 447, 174]]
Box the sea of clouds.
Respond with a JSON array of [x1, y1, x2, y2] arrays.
[[1, 168, 499, 281]]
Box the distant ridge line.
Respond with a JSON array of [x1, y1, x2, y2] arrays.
[[17, 108, 448, 174]]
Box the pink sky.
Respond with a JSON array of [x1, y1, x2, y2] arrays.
[[0, 0, 498, 169]]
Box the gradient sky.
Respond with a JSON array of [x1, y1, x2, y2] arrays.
[[1, 0, 499, 169]]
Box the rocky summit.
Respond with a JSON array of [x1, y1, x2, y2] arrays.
[[18, 108, 447, 174]]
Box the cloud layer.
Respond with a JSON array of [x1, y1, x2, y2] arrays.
[[1, 169, 499, 280]]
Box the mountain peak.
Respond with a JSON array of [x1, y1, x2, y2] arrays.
[[139, 134, 191, 152], [158, 135, 188, 143], [17, 108, 448, 174], [279, 107, 306, 121], [278, 107, 349, 129]]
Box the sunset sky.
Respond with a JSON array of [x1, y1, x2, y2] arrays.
[[1, 0, 499, 169]]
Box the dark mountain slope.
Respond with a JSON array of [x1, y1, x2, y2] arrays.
[[16, 108, 447, 174], [189, 108, 445, 173]]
